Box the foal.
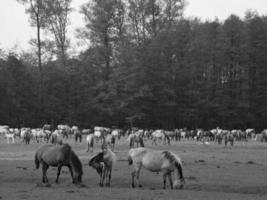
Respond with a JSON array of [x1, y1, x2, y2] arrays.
[[88, 144, 117, 186]]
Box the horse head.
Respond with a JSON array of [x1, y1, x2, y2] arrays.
[[70, 151, 83, 184], [88, 152, 105, 175]]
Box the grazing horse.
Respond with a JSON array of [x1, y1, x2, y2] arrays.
[[88, 144, 117, 187], [86, 133, 94, 152], [128, 147, 185, 189], [35, 144, 83, 184]]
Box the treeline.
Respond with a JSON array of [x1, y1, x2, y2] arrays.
[[0, 0, 267, 130]]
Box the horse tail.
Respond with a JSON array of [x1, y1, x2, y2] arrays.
[[173, 154, 185, 187], [35, 153, 40, 169], [175, 160, 184, 181], [128, 155, 133, 165]]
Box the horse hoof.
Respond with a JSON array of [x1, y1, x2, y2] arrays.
[[132, 184, 135, 188], [138, 184, 142, 188]]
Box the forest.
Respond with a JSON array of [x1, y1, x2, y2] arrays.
[[0, 0, 267, 131]]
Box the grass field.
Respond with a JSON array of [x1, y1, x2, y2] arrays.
[[0, 136, 267, 200]]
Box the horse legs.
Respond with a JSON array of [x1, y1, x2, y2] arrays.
[[132, 164, 142, 188], [86, 142, 90, 152], [56, 164, 63, 183], [42, 163, 49, 183], [168, 173, 173, 189], [100, 164, 105, 187], [106, 167, 112, 186], [67, 164, 74, 182], [163, 173, 167, 189]]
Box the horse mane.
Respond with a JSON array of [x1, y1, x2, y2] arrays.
[[89, 152, 104, 166], [70, 150, 83, 175], [163, 150, 184, 186], [162, 151, 182, 165]]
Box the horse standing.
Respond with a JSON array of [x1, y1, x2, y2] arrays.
[[86, 133, 94, 152], [128, 147, 185, 189], [88, 144, 117, 187], [224, 132, 234, 147], [151, 130, 170, 145], [105, 134, 116, 151], [5, 131, 15, 144], [35, 144, 83, 184], [51, 130, 63, 145], [72, 127, 82, 143]]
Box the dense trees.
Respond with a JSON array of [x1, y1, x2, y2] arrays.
[[1, 2, 267, 130]]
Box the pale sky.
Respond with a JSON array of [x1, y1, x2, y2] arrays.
[[0, 0, 267, 52]]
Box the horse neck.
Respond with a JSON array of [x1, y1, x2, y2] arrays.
[[70, 152, 82, 175]]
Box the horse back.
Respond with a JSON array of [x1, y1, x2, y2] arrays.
[[37, 144, 72, 166]]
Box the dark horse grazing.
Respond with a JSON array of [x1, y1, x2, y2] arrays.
[[35, 144, 83, 184], [88, 144, 117, 187]]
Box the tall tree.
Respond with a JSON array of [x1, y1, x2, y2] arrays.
[[43, 0, 72, 64], [17, 0, 46, 117]]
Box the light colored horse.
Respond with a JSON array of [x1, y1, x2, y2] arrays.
[[32, 128, 46, 143], [51, 130, 63, 145], [0, 125, 9, 135], [58, 124, 71, 138], [128, 147, 185, 189], [94, 126, 110, 143], [128, 132, 144, 148], [86, 133, 94, 152], [111, 129, 122, 140], [105, 134, 116, 151], [88, 144, 117, 187], [5, 132, 15, 143], [151, 130, 169, 145]]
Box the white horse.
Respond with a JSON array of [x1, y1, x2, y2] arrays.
[[128, 147, 185, 189], [0, 125, 9, 135], [105, 134, 116, 151], [5, 131, 15, 143], [86, 134, 94, 152], [151, 130, 169, 145], [88, 144, 117, 187], [94, 126, 110, 143]]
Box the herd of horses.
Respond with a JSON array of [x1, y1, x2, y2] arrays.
[[1, 123, 267, 190], [1, 125, 267, 149]]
